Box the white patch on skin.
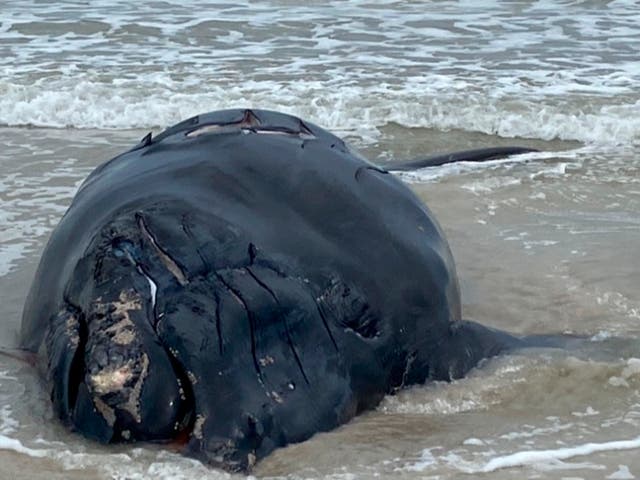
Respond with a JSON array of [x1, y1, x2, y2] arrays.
[[65, 314, 80, 347], [228, 289, 244, 307], [102, 316, 136, 345], [111, 290, 143, 315], [122, 353, 149, 423], [88, 291, 150, 425], [186, 124, 227, 137], [270, 391, 284, 404], [144, 272, 157, 307], [112, 329, 136, 345], [90, 364, 134, 394], [99, 291, 142, 345], [259, 356, 275, 367], [93, 397, 116, 427], [193, 414, 206, 440], [122, 247, 158, 307]]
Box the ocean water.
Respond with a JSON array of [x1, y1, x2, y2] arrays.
[[1, 1, 640, 479]]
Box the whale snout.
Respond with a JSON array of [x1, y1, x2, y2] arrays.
[[46, 284, 194, 444]]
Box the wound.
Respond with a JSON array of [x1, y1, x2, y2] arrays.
[[318, 278, 380, 339], [136, 213, 188, 286]]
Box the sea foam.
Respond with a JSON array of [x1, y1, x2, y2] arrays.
[[1, 78, 638, 145], [2, 0, 639, 144]]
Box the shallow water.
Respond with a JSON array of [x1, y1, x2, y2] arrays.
[[2, 0, 640, 478], [2, 0, 639, 143], [1, 126, 640, 479]]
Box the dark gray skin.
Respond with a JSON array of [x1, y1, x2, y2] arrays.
[[388, 146, 537, 171], [21, 109, 550, 472]]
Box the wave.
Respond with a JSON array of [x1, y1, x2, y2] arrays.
[[1, 78, 638, 145]]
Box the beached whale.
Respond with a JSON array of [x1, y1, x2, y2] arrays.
[[21, 109, 547, 472]]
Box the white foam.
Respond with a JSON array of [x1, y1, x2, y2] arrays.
[[0, 380, 230, 478], [0, 434, 49, 458], [596, 293, 640, 320], [380, 357, 534, 416], [1, 1, 639, 144], [609, 358, 640, 388], [608, 465, 635, 479], [404, 448, 438, 472], [572, 407, 599, 418], [381, 393, 486, 415], [463, 438, 485, 446], [0, 405, 19, 435], [0, 433, 232, 480], [591, 331, 613, 342], [609, 377, 630, 388], [0, 244, 29, 277], [1, 79, 637, 145], [499, 421, 575, 441], [478, 436, 640, 473], [0, 146, 90, 277]]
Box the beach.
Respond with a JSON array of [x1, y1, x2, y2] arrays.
[[1, 1, 640, 478]]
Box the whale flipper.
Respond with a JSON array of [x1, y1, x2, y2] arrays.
[[391, 146, 538, 171]]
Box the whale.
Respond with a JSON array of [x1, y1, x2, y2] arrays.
[[20, 108, 553, 472]]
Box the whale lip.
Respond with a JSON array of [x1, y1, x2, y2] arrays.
[[150, 108, 321, 144], [184, 108, 317, 141], [185, 123, 316, 140]]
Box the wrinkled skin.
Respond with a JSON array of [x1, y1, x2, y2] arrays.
[[21, 109, 523, 471]]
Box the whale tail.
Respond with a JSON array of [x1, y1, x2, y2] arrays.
[[390, 146, 538, 171]]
